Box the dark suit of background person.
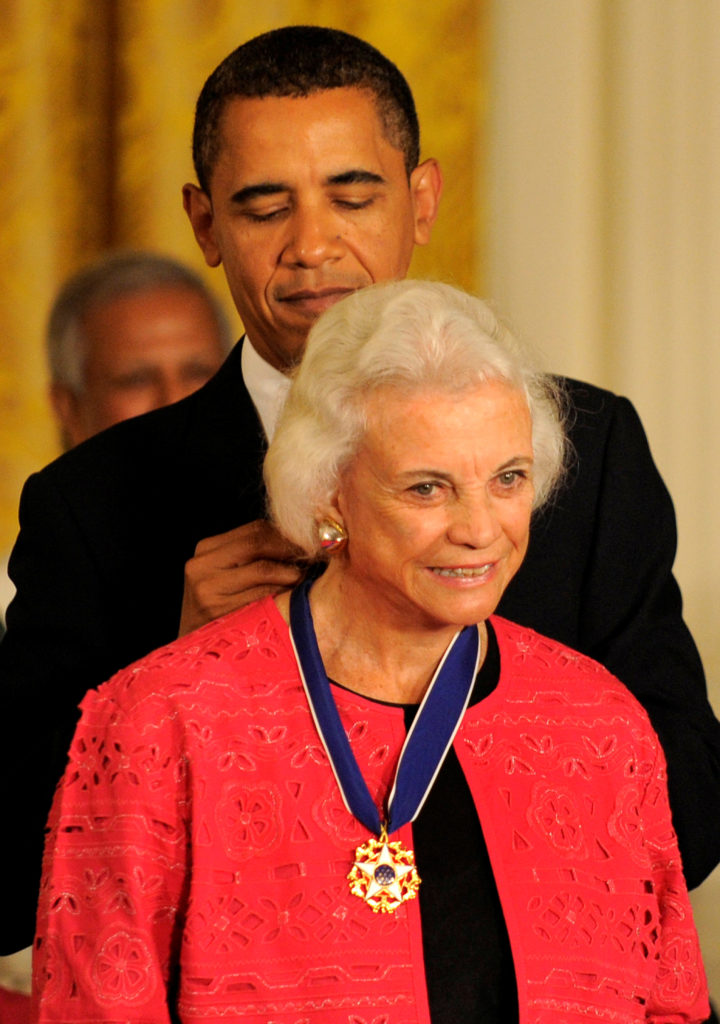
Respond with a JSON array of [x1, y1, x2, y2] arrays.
[[1, 337, 719, 954]]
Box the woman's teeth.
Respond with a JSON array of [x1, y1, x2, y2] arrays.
[[432, 566, 491, 578]]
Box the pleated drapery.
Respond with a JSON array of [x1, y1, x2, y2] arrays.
[[0, 0, 486, 550]]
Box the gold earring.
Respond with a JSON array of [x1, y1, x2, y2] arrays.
[[317, 518, 348, 553]]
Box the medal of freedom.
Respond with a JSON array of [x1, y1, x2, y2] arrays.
[[348, 824, 421, 913], [289, 580, 479, 916]]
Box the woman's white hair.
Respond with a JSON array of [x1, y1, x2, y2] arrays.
[[265, 280, 567, 557]]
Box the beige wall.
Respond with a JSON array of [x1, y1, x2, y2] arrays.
[[484, 0, 720, 994]]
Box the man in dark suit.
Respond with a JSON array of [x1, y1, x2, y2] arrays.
[[2, 24, 719, 958]]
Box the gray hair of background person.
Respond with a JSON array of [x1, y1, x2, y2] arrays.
[[265, 280, 568, 558], [46, 250, 235, 395]]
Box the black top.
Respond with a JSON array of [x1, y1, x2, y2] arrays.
[[331, 624, 513, 1023], [407, 625, 517, 1023]]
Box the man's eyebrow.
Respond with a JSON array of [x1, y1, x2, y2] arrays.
[[327, 169, 386, 186], [230, 182, 289, 204]]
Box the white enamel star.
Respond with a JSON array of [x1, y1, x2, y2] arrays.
[[348, 831, 421, 913]]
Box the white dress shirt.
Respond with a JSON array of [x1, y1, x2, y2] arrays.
[[240, 335, 292, 441]]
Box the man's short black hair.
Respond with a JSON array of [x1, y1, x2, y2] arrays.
[[192, 25, 420, 192]]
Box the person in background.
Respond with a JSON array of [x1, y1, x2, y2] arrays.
[[0, 249, 232, 628], [33, 281, 709, 1023], [2, 27, 720, 963], [0, 249, 232, 1018], [45, 249, 234, 450]]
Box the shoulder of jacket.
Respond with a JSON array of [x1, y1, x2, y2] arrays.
[[489, 615, 649, 718], [35, 393, 201, 488], [85, 598, 291, 716]]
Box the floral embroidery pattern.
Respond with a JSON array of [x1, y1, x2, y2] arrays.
[[91, 929, 157, 1005], [315, 778, 366, 846], [656, 934, 704, 1008], [529, 783, 586, 854], [529, 891, 604, 947], [215, 781, 282, 861], [608, 783, 647, 863]]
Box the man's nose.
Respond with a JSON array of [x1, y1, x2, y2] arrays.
[[156, 374, 194, 409], [281, 206, 345, 267]]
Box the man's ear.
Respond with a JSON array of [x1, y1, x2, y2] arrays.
[[182, 183, 222, 268], [49, 384, 86, 451], [409, 158, 443, 246]]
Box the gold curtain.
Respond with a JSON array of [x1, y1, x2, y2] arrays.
[[0, 0, 487, 551]]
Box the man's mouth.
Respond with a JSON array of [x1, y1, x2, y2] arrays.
[[277, 286, 356, 315]]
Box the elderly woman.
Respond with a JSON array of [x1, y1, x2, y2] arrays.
[[34, 281, 707, 1023]]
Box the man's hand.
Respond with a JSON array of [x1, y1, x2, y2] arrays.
[[178, 520, 303, 636]]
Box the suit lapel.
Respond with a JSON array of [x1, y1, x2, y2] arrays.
[[178, 339, 270, 534]]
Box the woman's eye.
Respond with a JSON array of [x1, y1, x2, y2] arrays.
[[411, 482, 438, 497], [497, 470, 526, 488]]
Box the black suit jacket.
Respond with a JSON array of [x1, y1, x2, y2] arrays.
[[2, 341, 719, 952]]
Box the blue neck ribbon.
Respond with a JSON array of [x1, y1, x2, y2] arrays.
[[289, 578, 481, 837]]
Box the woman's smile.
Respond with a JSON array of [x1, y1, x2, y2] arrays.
[[319, 380, 535, 636], [428, 563, 495, 580]]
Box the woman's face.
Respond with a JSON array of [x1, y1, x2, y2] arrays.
[[327, 379, 535, 634]]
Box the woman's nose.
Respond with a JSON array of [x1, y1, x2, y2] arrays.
[[446, 493, 502, 548]]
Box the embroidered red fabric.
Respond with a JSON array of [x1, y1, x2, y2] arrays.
[[33, 600, 709, 1022]]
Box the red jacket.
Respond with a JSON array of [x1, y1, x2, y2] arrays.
[[34, 599, 708, 1022]]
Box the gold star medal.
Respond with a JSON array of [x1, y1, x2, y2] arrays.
[[348, 824, 421, 913]]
